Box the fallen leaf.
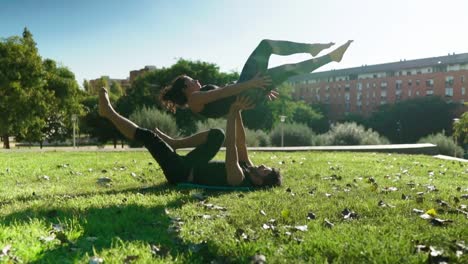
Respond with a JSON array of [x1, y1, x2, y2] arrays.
[[1, 245, 11, 257], [323, 219, 334, 228], [150, 244, 168, 257], [89, 256, 104, 264], [294, 225, 308, 232], [123, 255, 139, 263], [307, 212, 316, 220], [425, 208, 437, 217], [97, 177, 112, 185], [430, 218, 453, 226], [420, 213, 432, 220], [342, 208, 359, 220], [250, 254, 266, 264]]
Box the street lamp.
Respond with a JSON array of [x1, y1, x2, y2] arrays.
[[71, 114, 77, 148], [280, 115, 286, 147], [453, 118, 460, 157]]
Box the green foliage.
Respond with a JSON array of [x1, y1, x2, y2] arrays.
[[453, 112, 468, 144], [264, 84, 328, 132], [129, 106, 179, 138], [269, 122, 314, 146], [109, 80, 123, 97], [41, 59, 84, 143], [246, 129, 270, 147], [319, 122, 389, 146], [368, 96, 458, 143], [196, 118, 226, 132], [0, 28, 53, 147], [418, 132, 464, 157]]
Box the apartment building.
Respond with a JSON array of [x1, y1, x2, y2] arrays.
[[288, 53, 468, 120]]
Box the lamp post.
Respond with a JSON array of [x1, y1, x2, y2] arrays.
[[453, 118, 460, 157], [280, 115, 286, 147], [71, 114, 77, 148]]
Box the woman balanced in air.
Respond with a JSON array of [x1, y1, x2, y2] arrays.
[[160, 39, 353, 118]]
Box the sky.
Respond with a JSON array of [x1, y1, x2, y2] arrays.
[[1, 0, 468, 87]]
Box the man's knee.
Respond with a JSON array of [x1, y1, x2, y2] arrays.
[[208, 128, 225, 145]]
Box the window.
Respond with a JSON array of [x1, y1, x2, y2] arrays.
[[416, 91, 420, 96], [408, 89, 412, 97], [416, 79, 420, 86], [381, 82, 388, 88], [445, 87, 453, 97], [373, 74, 378, 78], [408, 80, 412, 86], [462, 87, 466, 95], [407, 71, 411, 76], [445, 76, 454, 87], [426, 79, 434, 87], [426, 90, 434, 96], [357, 83, 362, 91], [417, 71, 422, 75], [396, 80, 402, 90], [462, 76, 465, 83], [381, 90, 387, 98]]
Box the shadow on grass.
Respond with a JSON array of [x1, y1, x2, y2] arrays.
[[1, 182, 236, 263]]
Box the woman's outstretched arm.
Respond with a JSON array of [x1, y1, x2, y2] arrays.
[[189, 73, 271, 107]]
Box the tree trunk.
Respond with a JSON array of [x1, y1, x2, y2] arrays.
[[121, 140, 124, 149], [40, 141, 43, 149], [2, 135, 10, 149], [113, 138, 117, 149]]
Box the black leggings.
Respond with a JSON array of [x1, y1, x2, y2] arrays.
[[238, 39, 332, 101], [134, 128, 225, 184]]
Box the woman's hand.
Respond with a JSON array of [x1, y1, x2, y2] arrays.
[[229, 96, 255, 113], [247, 73, 272, 89], [267, 90, 279, 101]]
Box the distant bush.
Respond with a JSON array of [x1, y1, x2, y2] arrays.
[[319, 122, 389, 146], [270, 123, 314, 146], [418, 132, 464, 157], [196, 118, 270, 147], [196, 118, 226, 133], [130, 106, 179, 137], [246, 129, 271, 147]]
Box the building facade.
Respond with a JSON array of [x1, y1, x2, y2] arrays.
[[288, 53, 468, 120]]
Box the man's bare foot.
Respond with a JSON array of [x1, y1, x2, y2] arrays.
[[329, 40, 353, 63], [310, 42, 335, 56], [98, 87, 112, 118]]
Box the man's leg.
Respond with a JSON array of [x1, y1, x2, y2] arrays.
[[99, 88, 189, 184]]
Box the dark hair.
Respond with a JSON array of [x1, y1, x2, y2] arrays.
[[159, 75, 188, 113], [262, 168, 282, 187], [248, 167, 282, 187]]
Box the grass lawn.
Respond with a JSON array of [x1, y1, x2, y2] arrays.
[[0, 151, 467, 263]]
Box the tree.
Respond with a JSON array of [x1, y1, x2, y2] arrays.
[[38, 59, 84, 146], [0, 28, 53, 148], [453, 111, 468, 144], [368, 96, 459, 143], [110, 80, 123, 97]]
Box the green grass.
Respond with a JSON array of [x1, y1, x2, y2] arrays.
[[0, 151, 467, 263]]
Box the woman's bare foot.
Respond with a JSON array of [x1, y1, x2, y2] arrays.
[[98, 87, 112, 118], [329, 40, 353, 62], [310, 42, 335, 56]]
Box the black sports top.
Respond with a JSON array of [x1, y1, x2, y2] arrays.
[[192, 161, 254, 187], [197, 85, 236, 118]]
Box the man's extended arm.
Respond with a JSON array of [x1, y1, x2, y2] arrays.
[[225, 106, 244, 186], [235, 111, 253, 166]]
